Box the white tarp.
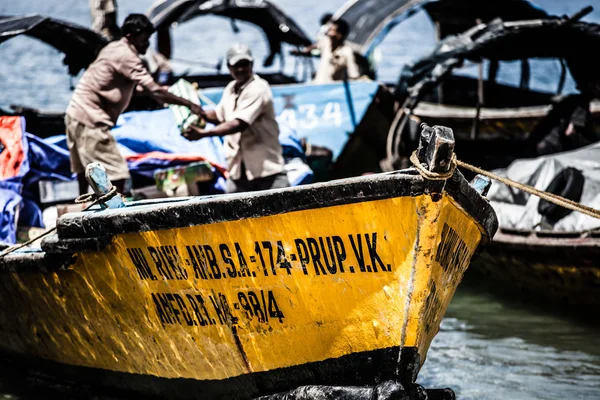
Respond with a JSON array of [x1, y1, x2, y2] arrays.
[[486, 141, 600, 232]]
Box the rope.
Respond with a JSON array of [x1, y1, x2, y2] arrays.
[[409, 151, 457, 181], [409, 150, 600, 221], [0, 186, 119, 260], [74, 186, 118, 205], [455, 159, 600, 221]]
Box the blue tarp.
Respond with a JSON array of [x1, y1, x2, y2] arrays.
[[23, 133, 74, 187], [112, 108, 311, 187], [0, 180, 23, 245], [0, 117, 59, 244], [202, 80, 381, 160], [0, 103, 315, 244], [115, 108, 306, 161], [114, 109, 227, 163]]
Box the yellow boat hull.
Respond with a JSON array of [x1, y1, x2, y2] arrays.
[[0, 170, 496, 398], [0, 119, 497, 398]]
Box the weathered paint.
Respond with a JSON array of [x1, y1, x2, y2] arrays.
[[0, 193, 483, 387]]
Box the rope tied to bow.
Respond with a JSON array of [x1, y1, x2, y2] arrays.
[[0, 186, 120, 259], [409, 151, 457, 181], [409, 150, 600, 221], [74, 185, 118, 205]]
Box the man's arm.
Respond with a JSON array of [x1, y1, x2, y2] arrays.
[[182, 118, 248, 141], [345, 49, 361, 80], [200, 109, 220, 125], [147, 88, 203, 116], [140, 85, 219, 123], [120, 55, 204, 115], [184, 82, 266, 141]]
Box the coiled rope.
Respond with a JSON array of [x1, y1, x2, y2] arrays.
[[0, 186, 119, 259], [410, 150, 600, 221]]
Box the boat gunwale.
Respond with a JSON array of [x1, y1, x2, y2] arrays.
[[412, 100, 600, 120], [53, 169, 497, 243]]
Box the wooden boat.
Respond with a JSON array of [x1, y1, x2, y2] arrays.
[[468, 142, 600, 306], [381, 10, 600, 173], [472, 228, 600, 306], [0, 125, 497, 399]]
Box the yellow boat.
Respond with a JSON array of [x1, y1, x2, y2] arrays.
[[0, 125, 497, 399]]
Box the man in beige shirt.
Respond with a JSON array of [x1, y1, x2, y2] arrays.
[[66, 14, 203, 195], [182, 44, 288, 193], [313, 19, 360, 84]]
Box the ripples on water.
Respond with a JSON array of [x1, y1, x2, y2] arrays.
[[420, 274, 600, 400], [1, 0, 600, 399]]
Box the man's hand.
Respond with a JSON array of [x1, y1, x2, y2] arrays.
[[182, 125, 207, 141], [189, 103, 205, 117]]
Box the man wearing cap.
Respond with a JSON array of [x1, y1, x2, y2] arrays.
[[65, 13, 203, 195], [183, 44, 288, 193]]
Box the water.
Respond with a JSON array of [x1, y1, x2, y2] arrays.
[[1, 0, 600, 399], [419, 274, 600, 400]]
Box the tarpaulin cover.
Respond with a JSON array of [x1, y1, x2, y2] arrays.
[[0, 116, 45, 244], [23, 133, 74, 188], [486, 142, 600, 232], [0, 180, 23, 245], [0, 116, 28, 180]]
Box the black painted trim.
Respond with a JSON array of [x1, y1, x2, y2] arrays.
[[55, 170, 496, 245], [0, 169, 497, 273], [443, 170, 498, 245], [41, 233, 114, 254], [0, 250, 75, 273], [0, 346, 405, 400]]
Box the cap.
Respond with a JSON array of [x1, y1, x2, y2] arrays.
[[226, 44, 254, 66]]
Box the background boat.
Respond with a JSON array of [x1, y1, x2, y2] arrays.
[[470, 141, 600, 306], [382, 9, 600, 174]]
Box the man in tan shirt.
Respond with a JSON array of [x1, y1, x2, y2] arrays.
[[182, 44, 288, 193], [66, 14, 203, 195], [313, 19, 360, 84]]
